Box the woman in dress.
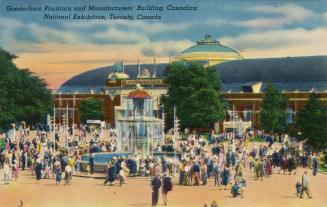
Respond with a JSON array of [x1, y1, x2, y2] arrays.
[[13, 160, 19, 181], [54, 158, 62, 185], [200, 161, 208, 185], [222, 166, 231, 190], [162, 174, 173, 205]]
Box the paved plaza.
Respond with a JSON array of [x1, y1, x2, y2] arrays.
[[1, 166, 326, 207]]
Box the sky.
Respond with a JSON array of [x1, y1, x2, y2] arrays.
[[0, 0, 327, 89]]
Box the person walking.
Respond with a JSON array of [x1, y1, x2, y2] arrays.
[[162, 174, 173, 205], [35, 160, 43, 185], [254, 159, 259, 180], [151, 174, 161, 207], [104, 160, 116, 186], [64, 164, 72, 186], [89, 153, 94, 175], [193, 162, 200, 186], [222, 166, 231, 190], [312, 154, 318, 176], [179, 161, 185, 185], [54, 158, 62, 185], [12, 160, 19, 181], [213, 161, 221, 187], [201, 161, 208, 185], [3, 160, 10, 185], [300, 171, 313, 199], [21, 152, 26, 171]]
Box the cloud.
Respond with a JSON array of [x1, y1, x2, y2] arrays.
[[220, 27, 327, 58], [323, 12, 327, 22], [233, 4, 314, 29], [26, 23, 83, 44], [204, 19, 227, 27], [141, 47, 156, 56], [66, 20, 194, 35], [0, 17, 23, 29], [0, 18, 86, 53], [140, 40, 193, 57], [92, 27, 149, 44]]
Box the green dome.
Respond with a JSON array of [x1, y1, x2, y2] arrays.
[[181, 34, 240, 55], [181, 44, 239, 54]]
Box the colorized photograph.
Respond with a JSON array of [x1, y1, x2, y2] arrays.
[[0, 0, 327, 206]]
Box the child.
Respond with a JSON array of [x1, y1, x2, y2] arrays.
[[248, 156, 254, 171], [118, 168, 125, 186], [295, 181, 302, 197], [43, 163, 51, 179], [86, 164, 90, 175]]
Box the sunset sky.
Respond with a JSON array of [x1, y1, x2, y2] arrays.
[[1, 0, 327, 89]]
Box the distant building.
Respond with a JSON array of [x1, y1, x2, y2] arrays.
[[54, 34, 327, 130]]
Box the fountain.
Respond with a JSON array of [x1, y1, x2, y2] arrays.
[[78, 85, 164, 172], [116, 85, 163, 156]]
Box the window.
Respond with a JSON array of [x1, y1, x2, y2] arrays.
[[243, 108, 252, 122], [287, 107, 294, 124]]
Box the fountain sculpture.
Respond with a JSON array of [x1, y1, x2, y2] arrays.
[[116, 85, 163, 156]]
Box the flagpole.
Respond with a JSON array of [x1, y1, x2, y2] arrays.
[[153, 56, 157, 78], [137, 56, 141, 78], [72, 94, 76, 137], [53, 106, 56, 152], [122, 58, 124, 73], [66, 104, 69, 146]]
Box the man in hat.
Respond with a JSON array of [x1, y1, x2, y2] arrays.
[[300, 171, 313, 199], [151, 174, 161, 207]]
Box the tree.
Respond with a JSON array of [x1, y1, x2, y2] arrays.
[[163, 61, 226, 131], [79, 98, 105, 123], [0, 48, 52, 132], [296, 93, 327, 151], [259, 83, 288, 133]]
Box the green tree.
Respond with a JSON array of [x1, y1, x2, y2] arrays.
[[163, 61, 225, 130], [0, 48, 52, 132], [296, 93, 327, 151], [259, 83, 288, 133], [79, 98, 105, 123]]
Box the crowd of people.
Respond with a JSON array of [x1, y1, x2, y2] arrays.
[[0, 123, 324, 206]]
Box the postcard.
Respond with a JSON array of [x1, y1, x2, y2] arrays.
[[0, 0, 327, 206]]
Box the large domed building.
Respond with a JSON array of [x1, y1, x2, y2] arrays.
[[176, 34, 242, 65], [54, 34, 327, 130]]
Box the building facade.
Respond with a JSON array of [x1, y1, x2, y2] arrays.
[[54, 34, 327, 130]]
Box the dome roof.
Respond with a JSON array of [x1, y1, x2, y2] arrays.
[[176, 34, 242, 65], [181, 34, 239, 54], [127, 89, 152, 99], [180, 44, 239, 54]]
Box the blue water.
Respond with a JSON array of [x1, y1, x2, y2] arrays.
[[81, 153, 132, 164], [81, 152, 182, 164]]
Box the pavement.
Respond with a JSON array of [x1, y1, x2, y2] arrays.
[[1, 131, 326, 206], [0, 167, 326, 207]]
